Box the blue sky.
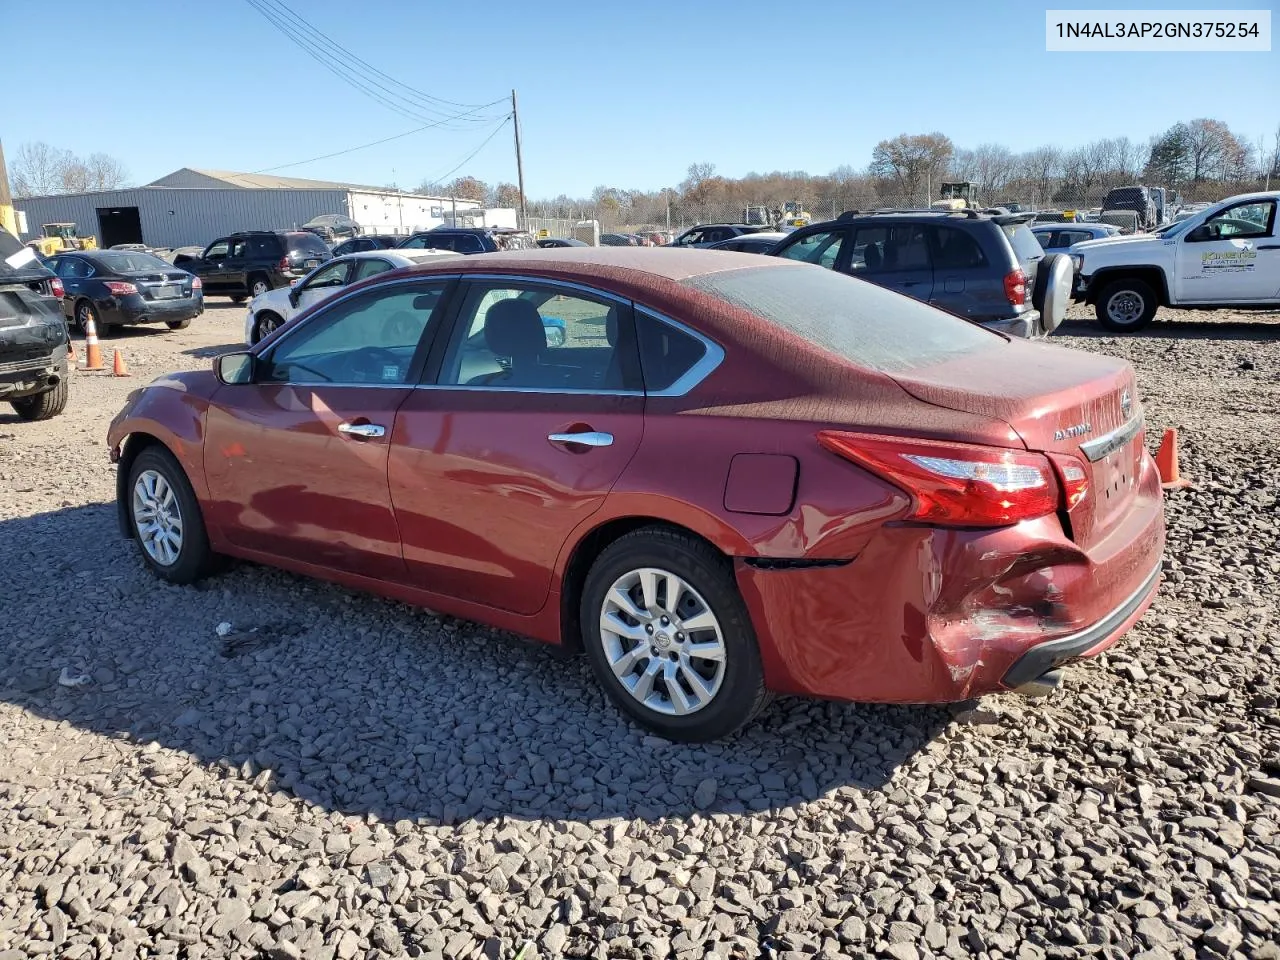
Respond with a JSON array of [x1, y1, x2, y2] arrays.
[[5, 0, 1276, 197]]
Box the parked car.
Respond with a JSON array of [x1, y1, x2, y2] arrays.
[[706, 231, 788, 253], [397, 228, 535, 254], [1073, 190, 1280, 331], [301, 214, 361, 243], [48, 249, 204, 334], [600, 233, 638, 246], [670, 224, 774, 247], [244, 249, 461, 344], [1031, 223, 1121, 252], [537, 237, 589, 248], [770, 209, 1073, 338], [0, 229, 69, 421], [332, 235, 401, 255], [174, 231, 332, 303], [109, 248, 1164, 741]]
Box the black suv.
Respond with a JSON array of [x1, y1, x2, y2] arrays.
[[173, 231, 333, 302], [769, 209, 1074, 337], [1, 228, 70, 421], [396, 228, 535, 254]]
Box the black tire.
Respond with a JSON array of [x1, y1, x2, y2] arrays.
[[247, 274, 272, 299], [166, 318, 192, 331], [253, 311, 284, 344], [230, 295, 247, 305], [75, 299, 102, 336], [125, 445, 216, 585], [10, 375, 68, 421], [1095, 278, 1158, 333], [580, 526, 771, 741]]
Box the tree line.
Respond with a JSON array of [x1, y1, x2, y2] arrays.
[[10, 142, 130, 197]]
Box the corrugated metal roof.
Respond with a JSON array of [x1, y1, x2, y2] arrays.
[[146, 168, 455, 200]]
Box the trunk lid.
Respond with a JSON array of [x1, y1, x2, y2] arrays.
[[888, 339, 1144, 548], [123, 269, 196, 302]]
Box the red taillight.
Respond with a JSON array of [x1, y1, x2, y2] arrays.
[[50, 277, 65, 299], [1048, 453, 1090, 510], [191, 277, 203, 290], [818, 431, 1060, 527], [279, 256, 290, 271], [1003, 269, 1027, 306], [104, 281, 137, 296]]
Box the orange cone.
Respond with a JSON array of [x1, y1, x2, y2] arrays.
[[83, 317, 105, 371], [1155, 428, 1191, 489], [111, 349, 130, 377]]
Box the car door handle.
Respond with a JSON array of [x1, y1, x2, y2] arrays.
[[338, 422, 386, 439], [548, 431, 613, 447], [1259, 244, 1280, 250]]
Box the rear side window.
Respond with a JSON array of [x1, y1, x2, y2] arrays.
[[683, 264, 998, 374], [932, 227, 987, 268], [1002, 224, 1045, 265], [289, 233, 331, 255], [636, 310, 707, 391]]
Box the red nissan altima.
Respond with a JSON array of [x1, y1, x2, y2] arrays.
[[108, 248, 1165, 740]]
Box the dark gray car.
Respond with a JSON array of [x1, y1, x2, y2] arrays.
[[769, 210, 1073, 338]]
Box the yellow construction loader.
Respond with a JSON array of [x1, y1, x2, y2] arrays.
[[27, 223, 98, 255]]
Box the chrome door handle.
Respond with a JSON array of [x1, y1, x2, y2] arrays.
[[338, 422, 386, 439], [548, 431, 613, 447]]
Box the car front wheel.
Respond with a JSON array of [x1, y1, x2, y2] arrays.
[[1095, 278, 1158, 332], [126, 446, 216, 585], [581, 527, 770, 741]]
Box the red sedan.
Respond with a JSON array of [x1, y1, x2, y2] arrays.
[[108, 249, 1165, 741]]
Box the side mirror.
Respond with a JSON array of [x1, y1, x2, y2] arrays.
[[1186, 224, 1212, 242], [214, 352, 256, 385]]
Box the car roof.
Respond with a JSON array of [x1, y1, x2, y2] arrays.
[[385, 246, 778, 283]]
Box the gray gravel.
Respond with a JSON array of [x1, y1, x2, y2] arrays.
[[1, 301, 1278, 959]]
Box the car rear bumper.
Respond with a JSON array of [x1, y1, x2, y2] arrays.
[[0, 344, 68, 397], [109, 294, 204, 325], [736, 450, 1166, 703], [981, 309, 1043, 338]]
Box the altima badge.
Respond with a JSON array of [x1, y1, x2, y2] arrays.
[[1054, 422, 1093, 441], [1120, 389, 1132, 418]]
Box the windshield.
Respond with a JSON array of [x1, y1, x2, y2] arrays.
[[683, 263, 1000, 374], [1154, 218, 1194, 238], [96, 252, 172, 272], [1004, 223, 1045, 264]]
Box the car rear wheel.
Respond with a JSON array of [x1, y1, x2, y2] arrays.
[[249, 274, 272, 299], [166, 318, 191, 331], [10, 375, 68, 421], [230, 295, 247, 304], [76, 300, 103, 336], [581, 527, 770, 741], [126, 446, 215, 585], [254, 311, 284, 344], [1096, 278, 1157, 333]]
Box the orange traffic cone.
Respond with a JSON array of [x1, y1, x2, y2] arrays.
[[111, 349, 130, 377], [83, 317, 105, 371], [1154, 428, 1191, 489]]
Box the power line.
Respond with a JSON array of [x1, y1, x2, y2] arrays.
[[421, 117, 512, 188], [254, 0, 492, 113], [244, 0, 504, 128]]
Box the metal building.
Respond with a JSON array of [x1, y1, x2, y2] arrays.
[[12, 168, 481, 250]]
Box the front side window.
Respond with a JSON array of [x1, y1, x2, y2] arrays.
[[1034, 231, 1055, 250], [301, 260, 350, 291], [439, 283, 639, 391], [777, 230, 845, 269], [1198, 200, 1276, 240], [203, 240, 229, 261], [1058, 230, 1094, 247], [228, 238, 249, 259], [676, 230, 705, 246], [454, 234, 485, 253], [262, 283, 447, 385]]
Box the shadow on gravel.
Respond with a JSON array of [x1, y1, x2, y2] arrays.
[[1059, 316, 1280, 341], [0, 504, 949, 827]]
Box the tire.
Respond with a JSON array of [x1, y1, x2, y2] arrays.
[[10, 375, 68, 421], [1095, 278, 1158, 333], [75, 299, 103, 336], [1031, 253, 1073, 335], [125, 446, 216, 585], [253, 311, 284, 344], [580, 527, 771, 741], [248, 274, 272, 299], [165, 318, 192, 331], [230, 295, 247, 305]]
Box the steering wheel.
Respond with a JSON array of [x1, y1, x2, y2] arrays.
[[347, 346, 404, 382]]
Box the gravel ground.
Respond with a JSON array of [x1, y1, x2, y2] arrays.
[[1, 300, 1278, 960]]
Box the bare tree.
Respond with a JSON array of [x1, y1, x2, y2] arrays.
[[1017, 146, 1063, 205], [869, 133, 954, 202], [680, 162, 716, 194], [10, 142, 71, 197], [84, 153, 129, 191]]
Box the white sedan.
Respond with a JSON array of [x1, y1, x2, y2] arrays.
[[243, 249, 460, 344]]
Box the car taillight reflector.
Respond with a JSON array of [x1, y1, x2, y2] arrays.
[[1048, 452, 1090, 510], [191, 277, 202, 290], [50, 277, 65, 299], [1003, 269, 1027, 306], [279, 256, 290, 271], [104, 281, 137, 296], [817, 431, 1060, 527]]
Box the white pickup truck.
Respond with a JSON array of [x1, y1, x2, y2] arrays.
[[1072, 190, 1280, 332]]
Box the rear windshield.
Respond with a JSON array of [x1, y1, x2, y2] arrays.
[[0, 229, 54, 283], [683, 263, 1000, 374], [1003, 224, 1045, 265], [95, 252, 171, 272], [288, 232, 331, 254]]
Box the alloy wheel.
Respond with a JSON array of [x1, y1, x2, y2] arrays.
[[252, 279, 270, 298], [77, 303, 92, 332], [599, 567, 727, 716], [257, 314, 279, 341], [132, 469, 184, 566]]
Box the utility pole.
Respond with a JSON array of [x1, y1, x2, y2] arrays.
[[511, 89, 527, 225]]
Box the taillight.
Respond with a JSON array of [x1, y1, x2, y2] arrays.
[[1003, 269, 1027, 306], [1048, 453, 1089, 510], [50, 277, 65, 299], [279, 256, 290, 271], [817, 431, 1060, 527], [104, 281, 137, 296], [191, 277, 203, 290]]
